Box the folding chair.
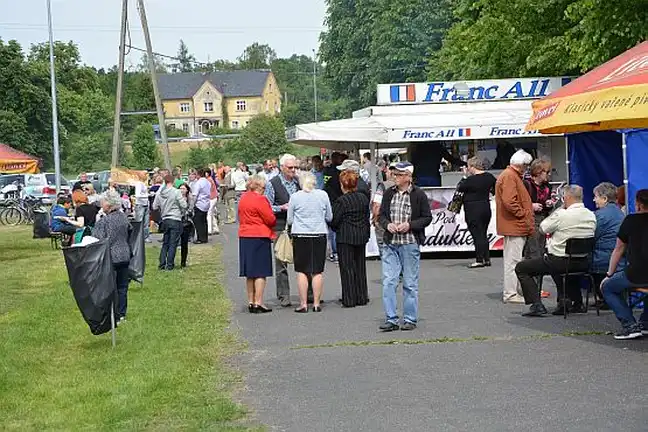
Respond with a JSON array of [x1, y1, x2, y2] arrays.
[[551, 237, 597, 319]]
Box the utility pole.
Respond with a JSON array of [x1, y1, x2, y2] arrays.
[[313, 48, 318, 122], [46, 0, 61, 192], [111, 0, 128, 167], [137, 0, 171, 170]]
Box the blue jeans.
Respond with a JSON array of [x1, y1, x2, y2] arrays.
[[159, 219, 182, 270], [382, 243, 421, 324], [602, 271, 648, 329], [114, 261, 130, 318], [328, 228, 337, 255]]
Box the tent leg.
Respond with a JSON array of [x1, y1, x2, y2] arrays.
[[564, 136, 570, 184], [110, 301, 116, 348], [622, 133, 629, 212], [370, 142, 377, 197]]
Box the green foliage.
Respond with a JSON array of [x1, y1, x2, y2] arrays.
[[167, 128, 189, 138], [0, 110, 36, 155], [63, 132, 111, 173], [131, 124, 160, 169], [173, 39, 196, 73], [238, 42, 277, 69], [205, 126, 234, 136], [184, 141, 230, 168], [226, 115, 291, 163]]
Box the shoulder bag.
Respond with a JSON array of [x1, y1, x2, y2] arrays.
[[274, 230, 293, 263]]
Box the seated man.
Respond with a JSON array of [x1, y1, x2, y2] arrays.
[[50, 196, 77, 236], [515, 185, 596, 317], [601, 189, 648, 340]]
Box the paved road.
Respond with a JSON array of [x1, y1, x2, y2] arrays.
[[216, 224, 648, 432]]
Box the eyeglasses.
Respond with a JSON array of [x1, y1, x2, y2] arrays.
[[284, 166, 296, 170]]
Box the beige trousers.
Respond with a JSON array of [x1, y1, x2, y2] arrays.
[[503, 236, 526, 300]]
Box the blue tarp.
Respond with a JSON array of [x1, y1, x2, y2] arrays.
[[625, 130, 648, 213], [568, 131, 624, 211]]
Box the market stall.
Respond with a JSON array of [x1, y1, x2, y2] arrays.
[[0, 143, 40, 174], [289, 77, 573, 255]]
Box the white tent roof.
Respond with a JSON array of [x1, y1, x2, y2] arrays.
[[288, 100, 556, 149]]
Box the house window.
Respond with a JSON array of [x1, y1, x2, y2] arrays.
[[180, 103, 190, 113], [269, 83, 272, 91], [265, 101, 269, 112], [204, 102, 214, 112], [168, 123, 176, 130], [182, 123, 189, 133], [236, 100, 246, 111], [275, 102, 280, 113], [231, 120, 239, 129]]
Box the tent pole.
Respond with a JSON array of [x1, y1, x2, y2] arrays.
[[110, 302, 116, 348], [622, 133, 629, 213], [370, 142, 377, 198], [564, 135, 570, 184]]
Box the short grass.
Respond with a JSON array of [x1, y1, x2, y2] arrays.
[[0, 226, 256, 431]]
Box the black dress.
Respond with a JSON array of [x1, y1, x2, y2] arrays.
[[457, 172, 497, 264], [330, 191, 371, 307]]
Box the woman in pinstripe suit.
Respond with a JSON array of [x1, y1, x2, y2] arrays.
[[330, 171, 371, 307]]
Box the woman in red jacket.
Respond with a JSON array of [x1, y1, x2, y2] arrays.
[[238, 174, 277, 313]]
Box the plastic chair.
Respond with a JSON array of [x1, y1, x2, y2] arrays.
[[552, 237, 597, 319]]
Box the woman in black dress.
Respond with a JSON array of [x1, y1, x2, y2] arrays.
[[457, 156, 497, 268], [330, 170, 371, 307]]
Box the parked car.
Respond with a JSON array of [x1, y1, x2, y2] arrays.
[[0, 173, 70, 204], [94, 170, 111, 193]]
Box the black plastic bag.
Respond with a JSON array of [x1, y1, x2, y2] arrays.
[[63, 239, 117, 335], [33, 210, 50, 238], [128, 221, 146, 283]]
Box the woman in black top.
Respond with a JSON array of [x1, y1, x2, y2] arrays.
[[330, 170, 371, 307], [457, 156, 497, 268]]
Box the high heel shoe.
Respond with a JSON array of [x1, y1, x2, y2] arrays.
[[294, 306, 308, 313], [312, 306, 322, 312], [248, 303, 255, 313], [254, 304, 273, 313]]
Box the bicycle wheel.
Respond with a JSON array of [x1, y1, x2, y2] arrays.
[[1, 206, 23, 226]]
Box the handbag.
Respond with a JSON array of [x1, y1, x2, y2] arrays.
[[274, 230, 293, 263], [447, 180, 465, 214]]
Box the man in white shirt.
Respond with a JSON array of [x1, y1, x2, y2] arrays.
[[515, 185, 596, 316], [230, 162, 249, 223], [134, 180, 151, 242]]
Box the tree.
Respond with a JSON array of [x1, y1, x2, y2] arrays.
[[64, 133, 111, 173], [0, 110, 36, 155], [131, 124, 159, 169], [238, 43, 277, 69], [226, 115, 291, 163], [137, 53, 168, 74], [173, 40, 196, 73]]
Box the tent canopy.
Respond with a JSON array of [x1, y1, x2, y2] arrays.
[[289, 100, 551, 150], [0, 143, 40, 174], [527, 41, 648, 134]]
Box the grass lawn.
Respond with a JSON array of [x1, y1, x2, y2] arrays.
[[0, 226, 256, 431]]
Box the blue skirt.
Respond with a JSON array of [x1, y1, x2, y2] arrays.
[[239, 237, 273, 278]]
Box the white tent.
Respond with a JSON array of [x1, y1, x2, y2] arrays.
[[287, 100, 554, 149]]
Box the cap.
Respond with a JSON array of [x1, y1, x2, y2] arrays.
[[337, 159, 360, 172], [393, 161, 414, 174]]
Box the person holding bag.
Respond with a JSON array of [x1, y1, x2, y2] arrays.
[[287, 171, 332, 313], [238, 175, 276, 313], [457, 156, 497, 268]]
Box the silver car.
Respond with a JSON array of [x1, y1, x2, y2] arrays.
[[0, 173, 71, 204]]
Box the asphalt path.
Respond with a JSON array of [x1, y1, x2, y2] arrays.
[[214, 223, 648, 431]]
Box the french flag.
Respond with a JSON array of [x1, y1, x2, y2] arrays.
[[390, 84, 416, 103], [458, 128, 471, 137]]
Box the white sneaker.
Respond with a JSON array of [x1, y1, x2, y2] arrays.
[[503, 295, 526, 304]]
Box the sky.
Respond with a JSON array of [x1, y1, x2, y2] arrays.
[[0, 0, 327, 69]]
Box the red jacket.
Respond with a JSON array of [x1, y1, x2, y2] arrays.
[[238, 191, 276, 239]]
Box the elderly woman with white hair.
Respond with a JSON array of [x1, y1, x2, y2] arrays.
[[287, 171, 332, 313], [495, 149, 535, 304], [93, 190, 133, 323]]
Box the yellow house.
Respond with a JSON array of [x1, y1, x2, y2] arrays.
[[158, 70, 281, 135]]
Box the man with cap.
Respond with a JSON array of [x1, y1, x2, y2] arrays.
[[495, 149, 535, 304], [378, 161, 432, 332]]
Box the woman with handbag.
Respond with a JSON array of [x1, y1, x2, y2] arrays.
[[330, 170, 371, 307], [178, 183, 196, 268], [287, 171, 332, 313], [238, 175, 276, 313], [457, 156, 497, 268]]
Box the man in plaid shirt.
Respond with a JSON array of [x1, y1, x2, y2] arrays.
[[378, 162, 433, 331]]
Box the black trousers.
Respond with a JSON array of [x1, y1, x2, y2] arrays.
[[337, 243, 368, 307], [515, 254, 588, 305], [465, 202, 491, 263], [180, 222, 193, 267], [193, 207, 208, 243]]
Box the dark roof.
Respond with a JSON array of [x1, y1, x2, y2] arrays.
[[157, 70, 271, 100]]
